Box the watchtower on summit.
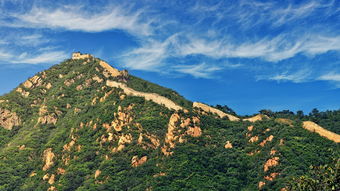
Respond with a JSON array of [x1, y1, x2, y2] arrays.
[[72, 52, 93, 60]]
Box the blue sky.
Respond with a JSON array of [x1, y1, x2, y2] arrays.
[[0, 0, 339, 115]]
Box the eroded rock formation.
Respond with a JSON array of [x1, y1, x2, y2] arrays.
[[131, 156, 148, 167], [43, 148, 55, 171], [0, 108, 21, 130]]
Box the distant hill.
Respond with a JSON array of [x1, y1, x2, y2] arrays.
[[0, 53, 339, 191]]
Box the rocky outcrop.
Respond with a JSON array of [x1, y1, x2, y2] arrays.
[[57, 168, 65, 175], [162, 113, 202, 156], [131, 156, 148, 167], [16, 87, 30, 97], [138, 133, 160, 150], [259, 135, 274, 147], [43, 148, 55, 171], [243, 114, 269, 122], [95, 170, 101, 179], [37, 105, 58, 125], [302, 121, 340, 143], [48, 174, 55, 184], [47, 186, 57, 191], [249, 136, 259, 143], [187, 126, 202, 137], [112, 133, 133, 152], [264, 172, 280, 181], [0, 108, 21, 130], [106, 80, 183, 111], [23, 75, 43, 89], [193, 102, 240, 121], [64, 79, 75, 87], [224, 141, 233, 149], [258, 181, 266, 189], [264, 157, 279, 172]]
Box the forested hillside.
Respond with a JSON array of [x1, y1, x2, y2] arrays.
[[0, 54, 339, 191]]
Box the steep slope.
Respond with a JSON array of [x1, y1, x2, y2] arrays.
[[0, 53, 339, 191]]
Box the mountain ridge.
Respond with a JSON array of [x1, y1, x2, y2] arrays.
[[0, 52, 339, 191]]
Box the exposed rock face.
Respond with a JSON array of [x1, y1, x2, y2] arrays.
[[47, 186, 57, 191], [95, 170, 101, 179], [259, 135, 274, 147], [138, 133, 160, 149], [57, 168, 65, 175], [193, 102, 240, 121], [23, 75, 43, 89], [112, 133, 133, 152], [264, 172, 280, 181], [224, 141, 233, 149], [63, 140, 76, 152], [16, 88, 30, 97], [48, 174, 55, 184], [264, 157, 279, 172], [0, 108, 21, 130], [258, 181, 266, 189], [131, 156, 148, 167], [162, 113, 181, 156], [302, 121, 340, 143], [249, 136, 259, 143], [187, 126, 202, 137], [162, 113, 202, 156], [92, 75, 103, 83], [43, 148, 55, 171], [43, 174, 49, 180], [106, 80, 182, 111], [37, 105, 58, 125], [29, 172, 37, 177], [64, 79, 75, 86], [243, 114, 269, 122]]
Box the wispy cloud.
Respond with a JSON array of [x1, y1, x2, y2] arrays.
[[0, 46, 68, 65], [173, 63, 222, 79], [178, 34, 340, 62], [318, 73, 340, 82], [0, 0, 339, 81], [5, 5, 153, 36], [12, 51, 68, 64]]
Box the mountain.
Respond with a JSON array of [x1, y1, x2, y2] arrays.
[[0, 53, 339, 191]]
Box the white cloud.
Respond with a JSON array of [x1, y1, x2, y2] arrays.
[[12, 51, 68, 64], [173, 63, 222, 79], [318, 73, 340, 82], [121, 34, 179, 70], [258, 69, 312, 83], [0, 49, 12, 60], [18, 34, 50, 46], [0, 49, 68, 65], [9, 5, 152, 35], [177, 34, 340, 62]]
